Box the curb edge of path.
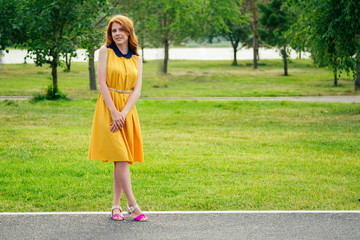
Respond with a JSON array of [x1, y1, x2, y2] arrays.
[[2, 210, 360, 216]]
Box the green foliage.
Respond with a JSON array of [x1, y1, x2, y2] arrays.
[[206, 0, 251, 65], [0, 0, 20, 51], [79, 0, 120, 53], [258, 0, 291, 48], [2, 100, 18, 106], [258, 0, 292, 75], [18, 0, 77, 65], [44, 83, 68, 100], [127, 0, 204, 46], [33, 83, 68, 101], [14, 0, 108, 94], [241, 0, 272, 68], [287, 0, 360, 84], [124, 0, 209, 72]]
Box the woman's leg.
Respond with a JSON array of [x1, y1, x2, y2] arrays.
[[112, 162, 124, 220], [114, 161, 148, 220], [113, 162, 123, 206]]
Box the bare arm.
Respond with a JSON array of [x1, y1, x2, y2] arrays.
[[97, 46, 125, 132], [110, 55, 143, 132], [122, 55, 143, 116]]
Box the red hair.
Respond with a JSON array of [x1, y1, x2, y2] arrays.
[[106, 15, 139, 55]]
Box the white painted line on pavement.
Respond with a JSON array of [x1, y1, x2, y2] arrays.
[[1, 210, 360, 215], [144, 210, 360, 214]]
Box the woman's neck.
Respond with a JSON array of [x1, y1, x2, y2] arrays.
[[115, 43, 128, 54]]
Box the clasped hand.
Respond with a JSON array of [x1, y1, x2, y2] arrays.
[[110, 110, 125, 133]]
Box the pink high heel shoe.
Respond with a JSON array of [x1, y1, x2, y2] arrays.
[[111, 205, 125, 221], [127, 204, 148, 222]]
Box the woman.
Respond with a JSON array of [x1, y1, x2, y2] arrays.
[[88, 15, 148, 222]]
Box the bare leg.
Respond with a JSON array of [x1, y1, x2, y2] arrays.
[[114, 161, 148, 221], [113, 162, 124, 205], [112, 162, 124, 220]]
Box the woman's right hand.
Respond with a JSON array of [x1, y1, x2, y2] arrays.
[[110, 110, 125, 133]]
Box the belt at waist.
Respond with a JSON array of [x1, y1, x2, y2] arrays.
[[108, 87, 133, 94]]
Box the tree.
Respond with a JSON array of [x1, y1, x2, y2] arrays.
[[80, 0, 123, 90], [130, 0, 205, 74], [207, 0, 251, 66], [356, 34, 360, 90], [81, 25, 104, 91], [16, 0, 105, 97], [0, 0, 20, 51], [287, 0, 360, 89], [227, 23, 252, 66], [287, 0, 339, 85], [242, 0, 270, 69], [258, 0, 292, 76], [59, 20, 78, 72], [335, 0, 360, 90], [123, 0, 152, 62]]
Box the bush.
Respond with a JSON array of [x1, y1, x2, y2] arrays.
[[32, 83, 68, 102]]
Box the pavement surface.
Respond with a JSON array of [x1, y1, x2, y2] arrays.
[[1, 95, 360, 103], [1, 211, 360, 240]]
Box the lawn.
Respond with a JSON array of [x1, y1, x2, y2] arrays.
[[1, 99, 359, 211], [0, 59, 358, 97]]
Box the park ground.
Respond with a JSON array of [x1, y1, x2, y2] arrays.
[[1, 59, 360, 98], [0, 59, 359, 212]]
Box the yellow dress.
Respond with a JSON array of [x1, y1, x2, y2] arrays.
[[88, 43, 143, 164]]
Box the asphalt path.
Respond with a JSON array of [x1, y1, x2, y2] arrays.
[[1, 95, 360, 103], [1, 211, 360, 240]]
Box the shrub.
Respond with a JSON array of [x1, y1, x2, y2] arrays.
[[32, 83, 68, 102]]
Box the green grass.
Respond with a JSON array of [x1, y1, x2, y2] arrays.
[[1, 99, 359, 211], [0, 59, 358, 97]]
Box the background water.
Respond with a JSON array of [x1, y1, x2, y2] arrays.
[[1, 47, 310, 64]]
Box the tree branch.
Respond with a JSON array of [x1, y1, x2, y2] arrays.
[[94, 0, 122, 27]]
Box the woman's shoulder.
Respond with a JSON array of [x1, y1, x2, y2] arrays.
[[99, 45, 108, 53], [98, 45, 109, 58], [136, 54, 142, 63], [97, 46, 109, 63]]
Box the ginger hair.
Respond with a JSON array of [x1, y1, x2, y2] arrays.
[[106, 15, 139, 55]]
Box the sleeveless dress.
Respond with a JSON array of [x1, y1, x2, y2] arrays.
[[88, 43, 144, 164]]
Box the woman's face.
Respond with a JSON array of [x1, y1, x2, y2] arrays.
[[111, 22, 129, 46]]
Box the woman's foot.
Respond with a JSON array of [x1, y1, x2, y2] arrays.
[[111, 206, 125, 221], [127, 204, 148, 222]]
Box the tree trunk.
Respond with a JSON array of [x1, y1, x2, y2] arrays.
[[67, 57, 71, 71], [252, 4, 258, 69], [162, 14, 168, 74], [298, 51, 301, 59], [333, 55, 337, 86], [232, 46, 238, 66], [231, 40, 239, 66], [355, 55, 360, 91], [88, 50, 97, 90], [163, 38, 169, 74], [282, 45, 288, 76], [64, 53, 71, 72], [141, 35, 145, 63], [51, 55, 58, 94]]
